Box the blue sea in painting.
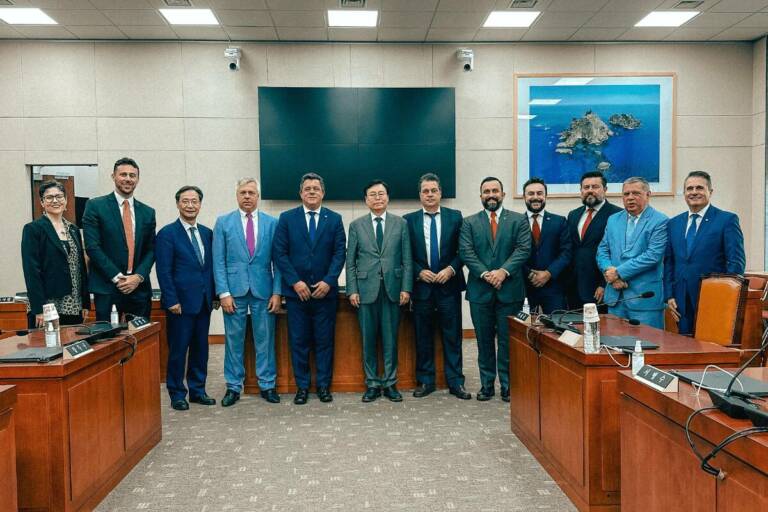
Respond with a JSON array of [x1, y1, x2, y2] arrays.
[[529, 84, 660, 185]]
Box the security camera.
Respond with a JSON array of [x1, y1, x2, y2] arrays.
[[225, 46, 241, 71], [456, 48, 474, 72]]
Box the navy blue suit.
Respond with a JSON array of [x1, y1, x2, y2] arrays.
[[155, 219, 215, 402], [273, 206, 346, 390], [664, 205, 745, 334], [523, 212, 572, 314], [404, 207, 466, 388]]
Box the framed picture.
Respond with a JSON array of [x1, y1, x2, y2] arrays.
[[514, 73, 676, 197]]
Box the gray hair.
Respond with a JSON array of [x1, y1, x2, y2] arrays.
[[418, 172, 441, 193], [623, 176, 650, 192], [236, 177, 260, 195], [300, 172, 325, 193]]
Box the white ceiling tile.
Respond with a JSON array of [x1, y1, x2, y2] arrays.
[[684, 12, 750, 28], [600, 0, 663, 11], [271, 11, 326, 27], [493, 0, 553, 7], [656, 0, 719, 8], [0, 25, 22, 38], [89, 0, 156, 9], [68, 25, 128, 39], [665, 27, 724, 40], [584, 11, 647, 27], [328, 27, 378, 41], [569, 27, 625, 40], [380, 11, 433, 28], [34, 0, 108, 8], [436, 0, 495, 12], [534, 11, 595, 27], [736, 13, 768, 27], [225, 26, 278, 39], [209, 0, 268, 8], [266, 0, 324, 9], [216, 9, 273, 26], [381, 0, 439, 11], [712, 27, 768, 39], [548, 0, 609, 11], [172, 26, 229, 40], [45, 10, 114, 26], [13, 26, 77, 38], [618, 27, 675, 40], [119, 25, 179, 38], [425, 28, 477, 40], [377, 27, 428, 40], [710, 0, 768, 12], [323, 0, 382, 7], [473, 28, 526, 41], [103, 10, 167, 26], [431, 11, 487, 28], [276, 27, 328, 40], [522, 26, 577, 40]]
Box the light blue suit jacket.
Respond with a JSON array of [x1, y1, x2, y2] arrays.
[[213, 210, 281, 300], [596, 206, 668, 312]]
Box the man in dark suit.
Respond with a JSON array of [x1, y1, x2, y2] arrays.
[[404, 173, 470, 400], [521, 178, 572, 314], [155, 186, 218, 411], [273, 173, 346, 405], [664, 171, 746, 335], [83, 157, 156, 321], [459, 177, 530, 402], [566, 171, 622, 310]]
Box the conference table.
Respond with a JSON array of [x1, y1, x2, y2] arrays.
[[508, 315, 741, 512], [0, 384, 18, 511], [619, 368, 768, 511], [0, 324, 162, 512]]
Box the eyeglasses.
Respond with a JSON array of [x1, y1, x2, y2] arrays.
[[179, 199, 200, 206], [43, 194, 65, 203], [366, 192, 387, 199]]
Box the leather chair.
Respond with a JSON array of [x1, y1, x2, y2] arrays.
[[693, 273, 748, 346]]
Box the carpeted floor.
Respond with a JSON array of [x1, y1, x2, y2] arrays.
[[96, 343, 576, 512]]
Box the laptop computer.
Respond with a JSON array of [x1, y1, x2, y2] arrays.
[[672, 370, 768, 397], [0, 346, 63, 363], [601, 335, 659, 351]]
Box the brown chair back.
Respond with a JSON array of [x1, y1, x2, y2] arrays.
[[694, 273, 748, 346]]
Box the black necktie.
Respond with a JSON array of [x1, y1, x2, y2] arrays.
[[426, 212, 439, 273], [375, 217, 383, 250], [189, 227, 204, 266]]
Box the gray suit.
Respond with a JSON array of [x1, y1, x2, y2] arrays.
[[346, 212, 413, 388], [459, 208, 531, 391]]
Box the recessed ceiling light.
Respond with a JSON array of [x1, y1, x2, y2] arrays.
[[635, 11, 699, 27], [554, 77, 593, 86], [159, 8, 219, 25], [327, 10, 378, 27], [530, 99, 561, 106], [483, 11, 540, 28], [0, 8, 57, 25]]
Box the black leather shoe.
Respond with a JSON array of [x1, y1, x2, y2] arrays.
[[190, 394, 216, 406], [476, 387, 495, 401], [383, 385, 403, 402], [171, 399, 189, 411], [317, 386, 333, 403], [413, 383, 436, 398], [294, 388, 309, 405], [221, 390, 240, 407], [362, 387, 381, 402], [260, 388, 280, 403], [449, 385, 472, 400], [501, 387, 510, 402]]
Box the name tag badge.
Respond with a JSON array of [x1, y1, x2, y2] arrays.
[[558, 330, 584, 348], [634, 365, 679, 393], [64, 340, 93, 360]]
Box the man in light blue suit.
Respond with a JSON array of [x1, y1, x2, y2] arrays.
[[664, 171, 745, 335], [213, 177, 282, 406], [597, 177, 668, 329]]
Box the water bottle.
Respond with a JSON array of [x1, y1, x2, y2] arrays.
[[522, 298, 530, 315], [110, 305, 120, 327], [582, 303, 600, 354], [42, 303, 60, 348], [632, 340, 645, 375]]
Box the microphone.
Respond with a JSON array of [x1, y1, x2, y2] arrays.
[[550, 291, 655, 322]]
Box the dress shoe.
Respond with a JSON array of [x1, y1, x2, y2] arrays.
[[362, 387, 381, 402], [413, 383, 436, 398], [449, 385, 472, 400], [317, 386, 333, 403], [260, 388, 280, 404], [501, 387, 510, 403], [383, 385, 403, 402], [476, 387, 495, 401], [221, 390, 240, 407], [171, 399, 189, 411], [294, 388, 309, 405], [190, 394, 216, 406]]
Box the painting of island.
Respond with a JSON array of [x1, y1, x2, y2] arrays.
[[515, 75, 674, 196]]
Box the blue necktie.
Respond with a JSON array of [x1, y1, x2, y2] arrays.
[[626, 215, 637, 239], [427, 212, 440, 273], [308, 211, 317, 244], [189, 226, 204, 266], [686, 213, 700, 257]]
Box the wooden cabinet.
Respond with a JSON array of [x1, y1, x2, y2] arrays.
[[0, 385, 18, 512]]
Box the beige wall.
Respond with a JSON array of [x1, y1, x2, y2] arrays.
[[0, 40, 764, 331]]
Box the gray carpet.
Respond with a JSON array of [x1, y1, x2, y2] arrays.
[[96, 343, 576, 512]]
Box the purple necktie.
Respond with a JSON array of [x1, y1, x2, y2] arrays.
[[246, 213, 255, 258]]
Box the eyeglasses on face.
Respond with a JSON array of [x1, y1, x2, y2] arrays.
[[43, 194, 65, 203]]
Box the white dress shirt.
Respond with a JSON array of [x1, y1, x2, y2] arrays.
[[304, 206, 322, 230], [423, 208, 441, 268], [240, 208, 259, 249], [484, 206, 504, 223], [370, 211, 387, 234], [686, 203, 710, 235], [114, 191, 135, 232], [180, 218, 205, 262], [577, 200, 606, 238], [526, 209, 544, 231]]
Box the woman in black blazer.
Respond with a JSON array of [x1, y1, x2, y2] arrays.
[[21, 180, 90, 328]]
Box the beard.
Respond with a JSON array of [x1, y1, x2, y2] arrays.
[[582, 194, 604, 208], [526, 199, 545, 213], [482, 197, 502, 212]]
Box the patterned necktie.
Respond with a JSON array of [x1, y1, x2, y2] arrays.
[[375, 217, 383, 250], [626, 215, 637, 239], [246, 213, 256, 258], [490, 211, 498, 241], [122, 199, 134, 273], [531, 213, 541, 245], [189, 226, 204, 266], [308, 211, 317, 244], [580, 208, 595, 240], [427, 212, 440, 273], [686, 213, 700, 257]]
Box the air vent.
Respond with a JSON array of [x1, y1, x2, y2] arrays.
[[673, 1, 703, 8], [340, 0, 367, 7], [509, 0, 537, 8], [0, 0, 14, 5], [163, 0, 192, 6]]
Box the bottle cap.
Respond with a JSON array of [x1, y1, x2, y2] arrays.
[[634, 339, 642, 352], [582, 303, 599, 323]]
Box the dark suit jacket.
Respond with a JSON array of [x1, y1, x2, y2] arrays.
[[21, 216, 90, 316], [459, 208, 531, 304], [664, 205, 746, 317], [155, 219, 215, 315], [404, 207, 466, 301], [272, 206, 347, 300], [82, 193, 156, 295], [566, 201, 622, 305], [524, 211, 572, 299]]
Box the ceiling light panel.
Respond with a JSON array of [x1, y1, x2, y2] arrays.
[[327, 10, 378, 27], [635, 11, 699, 27], [484, 11, 540, 28], [0, 8, 57, 24], [159, 8, 219, 25]]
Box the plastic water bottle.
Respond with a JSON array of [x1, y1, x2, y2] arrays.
[[522, 298, 530, 315], [582, 303, 600, 354], [632, 340, 645, 375], [110, 305, 120, 327], [42, 303, 60, 348]]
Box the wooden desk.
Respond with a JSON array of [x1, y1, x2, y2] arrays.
[[619, 369, 768, 512], [0, 325, 162, 512], [508, 315, 741, 512], [0, 385, 18, 511], [0, 301, 27, 331], [243, 294, 447, 394]]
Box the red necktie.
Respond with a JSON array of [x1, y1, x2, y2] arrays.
[[490, 211, 498, 241], [531, 213, 541, 245], [580, 208, 595, 240]]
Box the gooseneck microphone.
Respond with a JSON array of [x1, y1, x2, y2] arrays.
[[549, 291, 655, 321]]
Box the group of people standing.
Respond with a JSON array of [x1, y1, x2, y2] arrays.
[[20, 157, 746, 412]]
